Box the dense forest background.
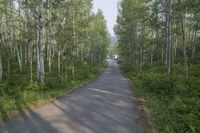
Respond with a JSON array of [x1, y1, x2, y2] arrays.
[[115, 0, 200, 132], [0, 0, 109, 119]]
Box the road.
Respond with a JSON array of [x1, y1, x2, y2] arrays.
[[0, 60, 149, 133]]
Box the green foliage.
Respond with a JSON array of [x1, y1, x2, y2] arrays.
[[0, 0, 109, 121], [0, 96, 15, 117], [138, 72, 176, 97], [116, 0, 200, 132], [0, 64, 104, 120], [121, 63, 200, 133]]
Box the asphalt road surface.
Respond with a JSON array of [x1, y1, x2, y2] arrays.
[[0, 60, 148, 133]]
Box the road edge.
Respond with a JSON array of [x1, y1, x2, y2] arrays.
[[0, 64, 107, 123], [118, 63, 153, 133]]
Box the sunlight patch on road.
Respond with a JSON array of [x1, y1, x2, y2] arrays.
[[87, 88, 112, 95], [120, 78, 126, 81]]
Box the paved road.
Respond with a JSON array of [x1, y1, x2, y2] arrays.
[[0, 60, 147, 133]]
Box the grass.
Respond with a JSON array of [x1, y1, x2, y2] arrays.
[[120, 62, 200, 133], [0, 63, 105, 120]]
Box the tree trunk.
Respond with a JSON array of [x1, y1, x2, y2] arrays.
[[29, 43, 33, 82], [58, 44, 61, 76], [10, 0, 22, 72], [0, 56, 2, 81], [38, 0, 45, 83], [61, 51, 64, 81], [192, 28, 197, 59], [155, 0, 160, 62], [168, 0, 172, 75], [140, 24, 145, 69], [7, 60, 10, 79], [174, 35, 177, 63], [72, 5, 76, 80], [165, 0, 172, 75], [150, 32, 154, 67], [165, 8, 168, 70], [180, 8, 189, 79], [47, 0, 52, 73]]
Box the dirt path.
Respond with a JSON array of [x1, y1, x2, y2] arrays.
[[0, 60, 149, 133]]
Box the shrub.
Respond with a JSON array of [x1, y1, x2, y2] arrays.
[[139, 72, 176, 97], [0, 96, 15, 118], [123, 64, 200, 133]]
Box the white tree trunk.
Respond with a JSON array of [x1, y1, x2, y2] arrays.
[[29, 42, 33, 82], [58, 45, 61, 76], [10, 0, 22, 72], [47, 0, 52, 73], [192, 28, 197, 59], [36, 27, 40, 80], [38, 0, 45, 83], [0, 56, 2, 81], [180, 9, 189, 79], [168, 0, 172, 75], [48, 45, 52, 73], [165, 0, 172, 74], [72, 6, 76, 80]]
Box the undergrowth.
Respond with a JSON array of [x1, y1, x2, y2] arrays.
[[0, 63, 104, 120], [120, 62, 200, 133]]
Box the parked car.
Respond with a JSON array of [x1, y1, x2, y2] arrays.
[[113, 55, 119, 60]]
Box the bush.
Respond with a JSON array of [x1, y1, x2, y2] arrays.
[[138, 72, 176, 97], [0, 63, 104, 120], [189, 64, 200, 77], [122, 64, 200, 133], [26, 82, 40, 91], [0, 96, 15, 117]]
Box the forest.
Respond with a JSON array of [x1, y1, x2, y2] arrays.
[[0, 0, 109, 119], [1, 0, 200, 132], [115, 0, 200, 132]]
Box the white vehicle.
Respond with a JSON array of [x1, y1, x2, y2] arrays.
[[113, 55, 119, 60]]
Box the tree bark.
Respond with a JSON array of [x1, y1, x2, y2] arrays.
[[140, 24, 145, 69], [180, 7, 189, 79], [38, 0, 45, 83], [165, 0, 172, 75], [0, 56, 2, 81], [150, 32, 154, 66], [29, 43, 33, 82], [10, 0, 22, 72], [58, 44, 61, 76], [192, 27, 197, 59], [72, 4, 76, 80], [47, 0, 52, 73]]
